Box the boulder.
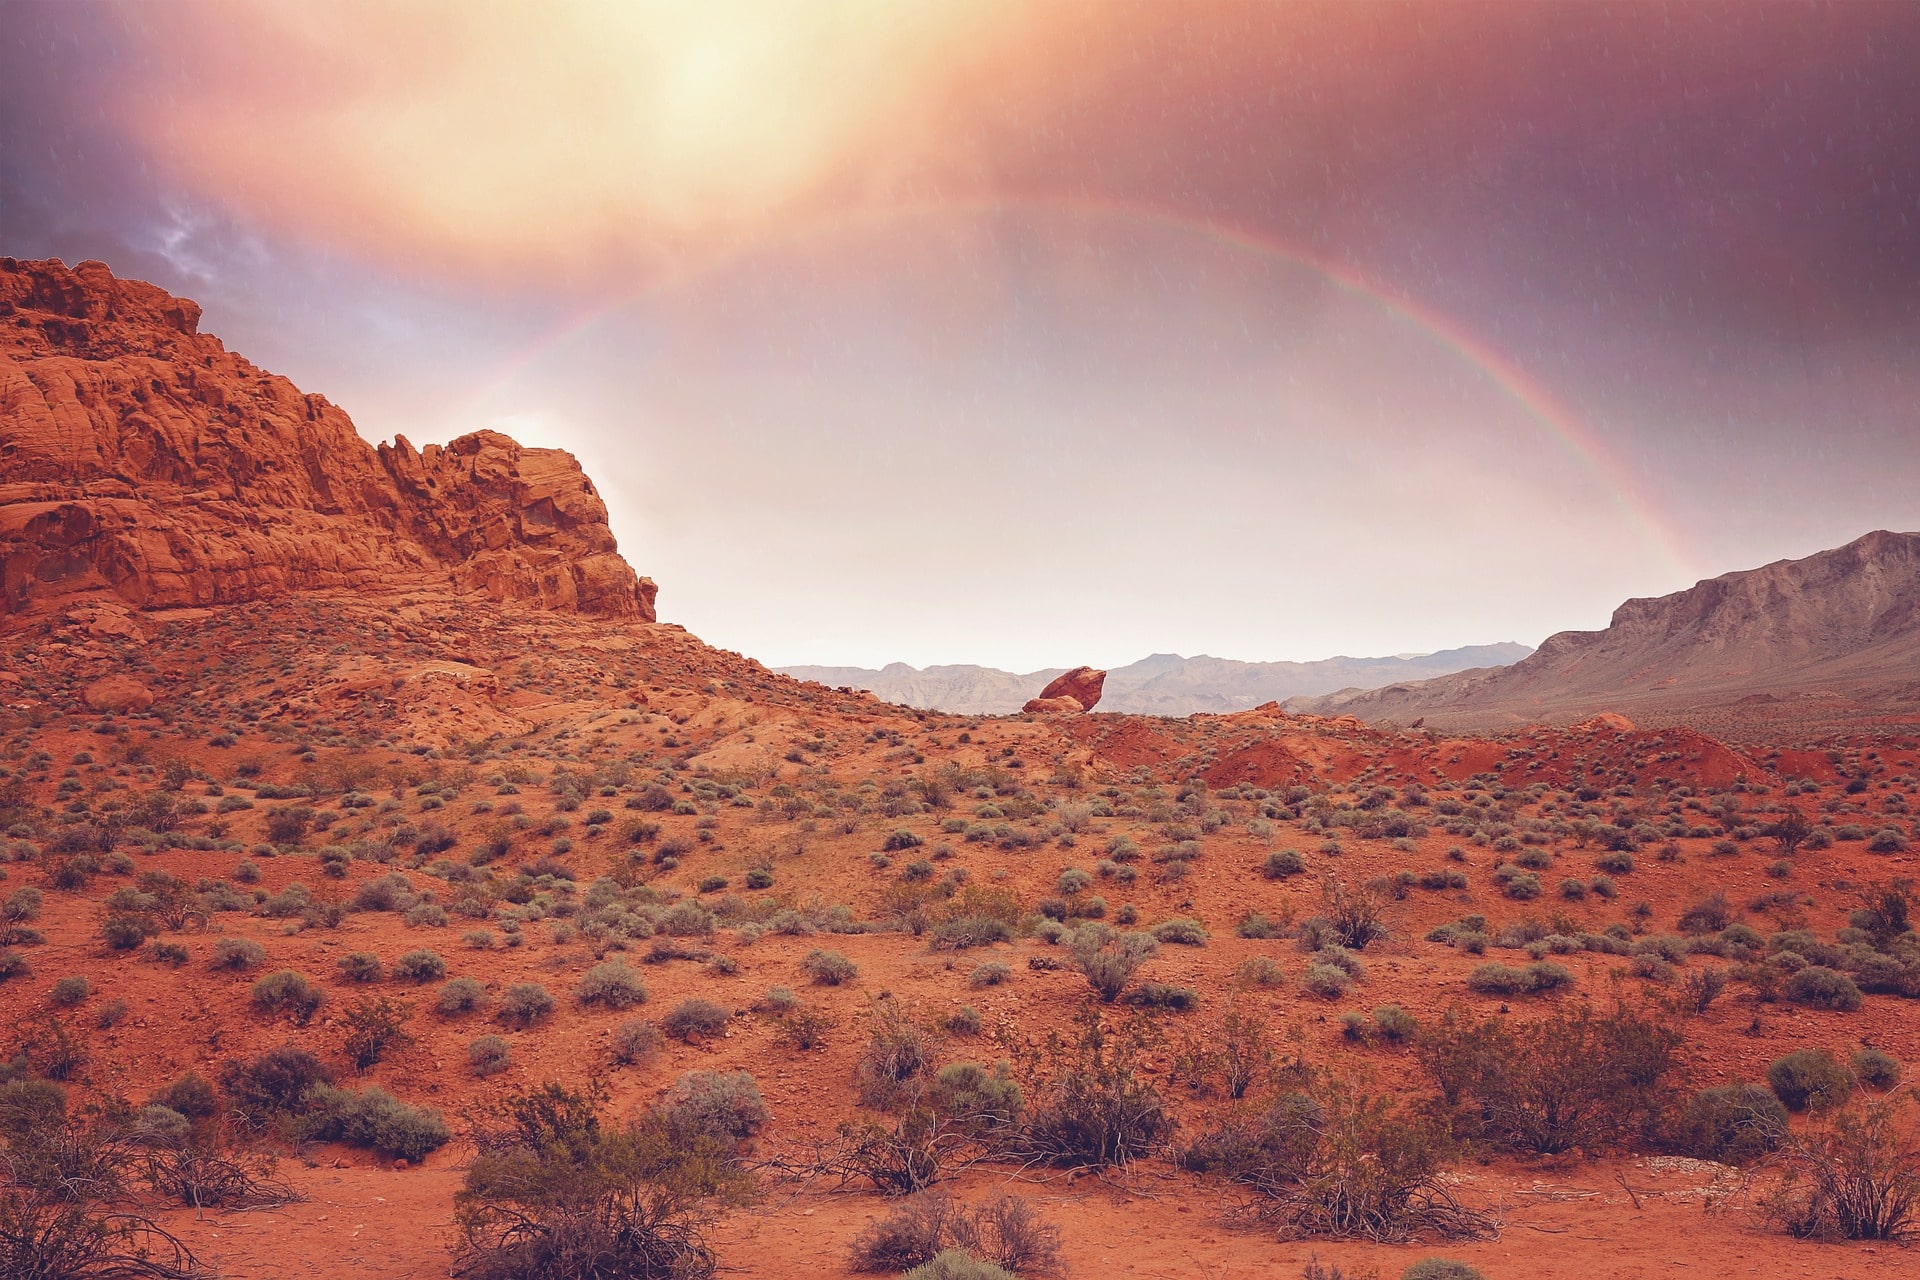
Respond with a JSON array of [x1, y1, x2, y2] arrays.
[[1032, 665, 1106, 712], [1021, 695, 1086, 715], [82, 674, 154, 712]]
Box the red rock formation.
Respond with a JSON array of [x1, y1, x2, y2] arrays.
[[1022, 665, 1105, 714], [0, 257, 654, 623]]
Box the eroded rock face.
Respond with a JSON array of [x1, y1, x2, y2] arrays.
[[0, 257, 655, 623], [1026, 665, 1106, 714]]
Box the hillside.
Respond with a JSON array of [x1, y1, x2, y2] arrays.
[[781, 643, 1533, 716], [1291, 531, 1920, 739]]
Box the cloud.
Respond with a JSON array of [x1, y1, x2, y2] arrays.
[[113, 0, 1053, 279]]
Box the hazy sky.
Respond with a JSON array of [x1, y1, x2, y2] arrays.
[[3, 1, 1916, 669]]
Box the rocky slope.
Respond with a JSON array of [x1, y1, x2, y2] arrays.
[[0, 257, 654, 623], [1291, 530, 1920, 735], [781, 643, 1532, 716]]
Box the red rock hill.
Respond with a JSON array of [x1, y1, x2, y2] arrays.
[[0, 256, 654, 623]]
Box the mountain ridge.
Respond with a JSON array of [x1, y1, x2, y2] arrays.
[[780, 642, 1533, 716], [1287, 530, 1920, 737]]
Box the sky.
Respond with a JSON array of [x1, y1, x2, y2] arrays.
[[2, 0, 1916, 670]]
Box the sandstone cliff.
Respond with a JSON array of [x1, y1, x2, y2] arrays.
[[0, 256, 654, 622]]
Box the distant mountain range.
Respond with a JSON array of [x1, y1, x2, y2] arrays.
[[1288, 530, 1920, 738], [778, 643, 1534, 716]]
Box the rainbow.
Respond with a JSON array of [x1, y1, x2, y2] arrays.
[[459, 196, 1698, 579]]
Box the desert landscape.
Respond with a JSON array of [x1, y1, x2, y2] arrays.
[[3, 5, 1919, 1280], [0, 257, 1917, 1280]]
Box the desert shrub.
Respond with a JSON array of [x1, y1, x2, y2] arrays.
[[1681, 966, 1729, 1014], [1302, 965, 1351, 1000], [453, 1081, 742, 1280], [438, 976, 490, 1016], [1238, 956, 1286, 988], [1418, 1004, 1681, 1154], [1768, 1048, 1855, 1113], [849, 1191, 1059, 1276], [944, 1006, 983, 1036], [657, 1070, 767, 1143], [337, 951, 385, 983], [0, 886, 44, 945], [393, 949, 448, 983], [848, 1192, 961, 1273], [0, 949, 29, 980], [250, 970, 324, 1024], [99, 909, 160, 951], [469, 1035, 513, 1077], [926, 1062, 1024, 1136], [1066, 923, 1159, 1003], [1783, 965, 1863, 1012], [1372, 1005, 1418, 1044], [968, 962, 1011, 989], [150, 1072, 220, 1120], [306, 1084, 449, 1161], [945, 1197, 1062, 1276], [1761, 1097, 1920, 1241], [209, 937, 267, 971], [1465, 961, 1573, 997], [902, 1252, 1015, 1280], [757, 985, 800, 1014], [1123, 982, 1198, 1010], [1151, 917, 1208, 946], [929, 916, 1013, 950], [1670, 1083, 1789, 1164], [406, 903, 451, 928], [1018, 1009, 1172, 1168], [855, 1002, 937, 1110], [1263, 850, 1305, 879], [1866, 827, 1911, 855], [1313, 877, 1389, 950], [1182, 1074, 1491, 1243], [219, 1045, 335, 1123], [0, 1108, 205, 1278], [341, 996, 415, 1071], [611, 1018, 663, 1065], [1855, 1049, 1902, 1091], [575, 960, 648, 1010], [498, 983, 556, 1029], [1237, 913, 1282, 940], [48, 976, 90, 1007], [661, 998, 730, 1042], [1401, 1262, 1485, 1280], [803, 949, 858, 986], [350, 872, 417, 913], [1678, 891, 1734, 934]]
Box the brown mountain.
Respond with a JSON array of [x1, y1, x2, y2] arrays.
[[0, 256, 654, 623], [1289, 530, 1920, 738]]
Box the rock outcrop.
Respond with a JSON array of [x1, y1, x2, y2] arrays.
[[0, 256, 655, 623], [1023, 665, 1106, 714]]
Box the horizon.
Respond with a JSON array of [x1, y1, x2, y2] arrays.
[[779, 639, 1536, 678], [4, 1, 1917, 670]]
